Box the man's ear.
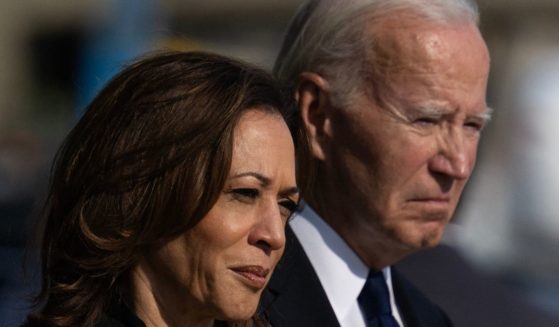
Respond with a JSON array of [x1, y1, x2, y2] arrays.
[[295, 72, 332, 161]]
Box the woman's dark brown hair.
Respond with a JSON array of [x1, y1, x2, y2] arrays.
[[25, 51, 307, 327]]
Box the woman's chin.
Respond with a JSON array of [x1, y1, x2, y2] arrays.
[[215, 297, 259, 322]]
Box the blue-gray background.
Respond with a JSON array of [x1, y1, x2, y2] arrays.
[[1, 1, 558, 326]]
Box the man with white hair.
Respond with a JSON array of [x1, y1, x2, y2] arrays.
[[261, 0, 490, 326]]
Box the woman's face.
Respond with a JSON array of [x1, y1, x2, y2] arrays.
[[136, 109, 298, 324]]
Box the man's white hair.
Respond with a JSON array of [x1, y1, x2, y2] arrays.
[[274, 0, 479, 107]]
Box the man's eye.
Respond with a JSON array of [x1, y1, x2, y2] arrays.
[[278, 198, 299, 219], [464, 121, 483, 132], [414, 117, 438, 126], [231, 188, 260, 202]]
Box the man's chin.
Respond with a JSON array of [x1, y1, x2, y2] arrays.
[[418, 225, 446, 248], [419, 232, 443, 248], [400, 223, 446, 250]]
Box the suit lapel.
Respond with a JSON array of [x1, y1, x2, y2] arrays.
[[392, 268, 453, 327], [261, 225, 340, 327], [261, 226, 453, 327]]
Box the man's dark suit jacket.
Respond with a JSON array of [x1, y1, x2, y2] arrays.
[[260, 226, 453, 327]]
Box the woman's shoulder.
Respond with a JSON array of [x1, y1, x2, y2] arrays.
[[96, 303, 146, 327]]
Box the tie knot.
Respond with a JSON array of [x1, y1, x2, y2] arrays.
[[358, 270, 393, 320]]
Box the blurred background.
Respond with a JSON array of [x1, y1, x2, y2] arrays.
[[1, 1, 558, 326]]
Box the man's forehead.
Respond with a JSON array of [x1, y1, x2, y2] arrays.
[[368, 13, 483, 59], [365, 18, 489, 83]]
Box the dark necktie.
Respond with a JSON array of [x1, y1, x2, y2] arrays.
[[358, 270, 400, 327]]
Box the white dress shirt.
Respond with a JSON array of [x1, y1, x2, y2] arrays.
[[290, 204, 405, 327]]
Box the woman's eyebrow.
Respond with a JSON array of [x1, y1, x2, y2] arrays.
[[229, 172, 271, 186], [280, 186, 300, 198], [230, 172, 299, 196]]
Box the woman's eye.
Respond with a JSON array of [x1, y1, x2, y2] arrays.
[[278, 198, 299, 219], [231, 188, 260, 203]]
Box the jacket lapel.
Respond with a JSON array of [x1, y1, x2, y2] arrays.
[[260, 225, 340, 327], [392, 268, 454, 327]]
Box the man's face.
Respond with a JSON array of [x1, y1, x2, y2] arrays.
[[318, 18, 490, 266]]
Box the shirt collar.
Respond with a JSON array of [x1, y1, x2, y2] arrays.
[[290, 204, 397, 321], [289, 203, 403, 326]]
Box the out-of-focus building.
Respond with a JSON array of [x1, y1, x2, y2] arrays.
[[457, 0, 559, 315]]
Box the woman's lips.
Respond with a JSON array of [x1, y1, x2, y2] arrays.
[[230, 265, 270, 289]]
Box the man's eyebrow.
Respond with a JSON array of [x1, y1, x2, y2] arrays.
[[229, 172, 271, 186], [411, 106, 451, 117], [477, 106, 493, 123], [414, 106, 494, 122]]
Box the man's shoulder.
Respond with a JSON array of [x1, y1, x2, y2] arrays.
[[391, 268, 453, 327], [262, 225, 453, 327]]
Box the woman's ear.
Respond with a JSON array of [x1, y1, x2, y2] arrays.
[[295, 72, 332, 161]]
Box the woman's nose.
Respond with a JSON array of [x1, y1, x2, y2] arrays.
[[247, 201, 286, 255]]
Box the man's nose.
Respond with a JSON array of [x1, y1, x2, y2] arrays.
[[247, 202, 286, 255], [429, 131, 472, 180]]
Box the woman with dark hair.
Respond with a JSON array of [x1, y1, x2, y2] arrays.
[[25, 51, 306, 327]]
